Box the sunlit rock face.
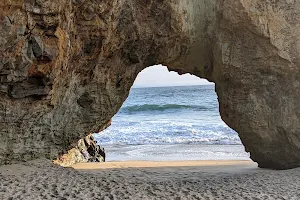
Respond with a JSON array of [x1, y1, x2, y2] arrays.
[[1, 0, 300, 169]]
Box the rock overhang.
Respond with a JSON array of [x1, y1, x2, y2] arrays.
[[1, 0, 300, 169]]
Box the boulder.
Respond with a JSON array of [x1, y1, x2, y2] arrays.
[[54, 134, 106, 167]]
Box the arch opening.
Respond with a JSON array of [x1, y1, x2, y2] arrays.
[[93, 65, 250, 162]]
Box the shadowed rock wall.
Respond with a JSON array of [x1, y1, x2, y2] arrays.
[[1, 0, 300, 169]]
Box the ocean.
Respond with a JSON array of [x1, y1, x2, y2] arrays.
[[94, 85, 250, 161]]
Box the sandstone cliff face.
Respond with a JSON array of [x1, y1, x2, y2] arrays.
[[1, 0, 300, 169]]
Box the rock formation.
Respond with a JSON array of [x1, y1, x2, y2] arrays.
[[54, 134, 106, 167], [1, 0, 300, 169]]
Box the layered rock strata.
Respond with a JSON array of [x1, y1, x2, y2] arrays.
[[1, 0, 300, 169]]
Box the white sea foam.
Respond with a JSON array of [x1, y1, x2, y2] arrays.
[[104, 144, 250, 161]]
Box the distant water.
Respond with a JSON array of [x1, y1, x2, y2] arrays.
[[94, 85, 250, 161]]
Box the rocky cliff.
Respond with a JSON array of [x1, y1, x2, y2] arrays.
[[1, 0, 300, 169]]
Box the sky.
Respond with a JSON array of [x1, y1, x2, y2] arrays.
[[132, 65, 212, 88]]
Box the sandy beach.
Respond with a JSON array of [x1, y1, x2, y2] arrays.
[[0, 160, 300, 200]]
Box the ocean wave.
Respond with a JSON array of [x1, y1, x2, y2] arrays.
[[95, 135, 242, 146], [120, 104, 212, 113], [94, 125, 241, 146]]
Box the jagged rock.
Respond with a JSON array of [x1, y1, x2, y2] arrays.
[[54, 134, 106, 167], [1, 0, 300, 169]]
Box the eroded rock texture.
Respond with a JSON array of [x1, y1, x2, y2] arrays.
[[1, 0, 300, 169], [54, 134, 106, 167]]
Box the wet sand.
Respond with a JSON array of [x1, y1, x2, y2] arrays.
[[1, 159, 300, 199]]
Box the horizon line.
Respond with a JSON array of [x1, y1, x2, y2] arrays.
[[132, 83, 214, 89]]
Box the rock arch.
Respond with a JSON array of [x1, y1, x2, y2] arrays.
[[1, 0, 300, 169]]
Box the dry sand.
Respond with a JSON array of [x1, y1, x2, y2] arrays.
[[0, 159, 300, 200]]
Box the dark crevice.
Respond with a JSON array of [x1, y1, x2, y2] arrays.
[[6, 16, 13, 25], [29, 37, 53, 64], [7, 75, 52, 99], [116, 77, 123, 88]]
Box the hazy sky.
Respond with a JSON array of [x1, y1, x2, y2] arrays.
[[133, 65, 212, 88]]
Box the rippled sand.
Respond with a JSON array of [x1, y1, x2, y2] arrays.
[[1, 160, 300, 199]]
